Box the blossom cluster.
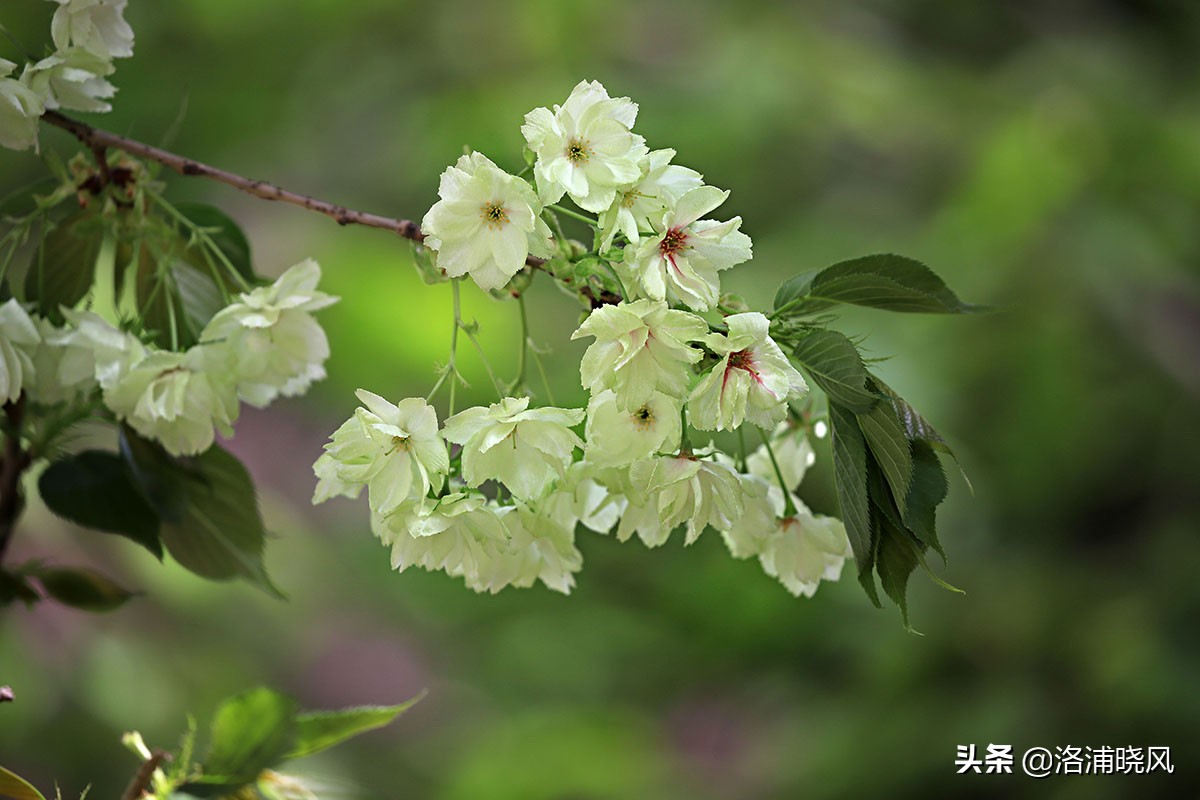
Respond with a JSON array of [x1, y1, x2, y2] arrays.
[[316, 81, 851, 598], [1, 0, 134, 152], [1, 260, 336, 456]]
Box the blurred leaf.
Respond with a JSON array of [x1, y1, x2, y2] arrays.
[[120, 429, 279, 594], [0, 764, 47, 800], [32, 565, 139, 612], [790, 329, 879, 413], [0, 570, 39, 608], [181, 687, 297, 796], [857, 398, 914, 517], [38, 450, 163, 559], [0, 177, 58, 218], [829, 403, 878, 605], [175, 202, 254, 283], [774, 254, 979, 317], [286, 694, 424, 760], [27, 212, 103, 322]]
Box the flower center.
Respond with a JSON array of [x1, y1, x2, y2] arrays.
[[566, 138, 592, 165], [631, 405, 655, 430], [480, 201, 510, 229], [727, 349, 754, 370], [659, 227, 689, 258], [388, 435, 410, 454]]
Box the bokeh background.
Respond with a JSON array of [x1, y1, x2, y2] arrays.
[[3, 0, 1200, 797]]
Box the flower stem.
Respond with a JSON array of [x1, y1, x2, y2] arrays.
[[509, 292, 529, 395], [598, 259, 629, 302], [758, 428, 797, 517], [547, 203, 598, 227]]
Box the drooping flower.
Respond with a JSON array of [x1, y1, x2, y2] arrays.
[[441, 397, 583, 501], [201, 259, 338, 407], [103, 343, 239, 456], [521, 80, 647, 213], [0, 300, 39, 403], [501, 505, 585, 594], [312, 391, 448, 515], [61, 309, 144, 391], [50, 0, 135, 61], [583, 388, 681, 467], [630, 186, 752, 311], [23, 316, 98, 405], [22, 48, 116, 114], [421, 152, 554, 291], [572, 299, 707, 412], [617, 455, 744, 546], [598, 148, 703, 250], [535, 460, 626, 535], [746, 423, 816, 492], [0, 59, 45, 152], [717, 472, 778, 559], [758, 505, 852, 598], [688, 312, 806, 431], [374, 492, 513, 592]]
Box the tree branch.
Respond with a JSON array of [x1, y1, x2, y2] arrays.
[[42, 110, 426, 240], [120, 749, 171, 800]]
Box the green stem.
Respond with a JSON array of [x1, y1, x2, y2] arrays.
[[679, 405, 692, 456], [427, 278, 464, 416], [598, 259, 628, 302], [509, 292, 529, 394], [547, 203, 598, 227], [149, 191, 252, 292], [759, 428, 797, 517]]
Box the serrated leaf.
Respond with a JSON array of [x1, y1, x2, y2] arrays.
[[38, 450, 163, 559], [287, 693, 424, 760], [0, 764, 47, 800], [120, 429, 279, 594], [773, 254, 981, 318], [857, 398, 914, 517], [875, 516, 920, 630], [27, 212, 103, 321], [33, 565, 139, 612], [175, 202, 255, 284], [790, 329, 879, 413], [904, 442, 948, 559], [829, 403, 878, 605], [180, 687, 297, 797]]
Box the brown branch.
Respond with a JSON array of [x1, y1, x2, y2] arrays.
[[0, 395, 31, 566], [41, 110, 426, 240], [120, 750, 171, 800]]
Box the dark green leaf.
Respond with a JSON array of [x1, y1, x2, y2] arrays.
[[38, 450, 163, 558], [287, 694, 424, 760], [27, 212, 103, 321], [904, 442, 948, 559], [875, 517, 921, 631], [790, 329, 880, 413], [175, 202, 255, 283], [828, 403, 878, 605], [181, 687, 297, 796], [0, 176, 58, 218], [120, 429, 279, 594], [857, 398, 914, 517], [773, 254, 981, 318], [33, 565, 139, 612], [0, 764, 47, 800]]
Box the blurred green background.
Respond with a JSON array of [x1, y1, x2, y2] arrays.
[[3, 0, 1200, 797]]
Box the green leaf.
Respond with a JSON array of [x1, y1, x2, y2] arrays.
[[32, 565, 140, 612], [790, 329, 880, 413], [120, 429, 279, 594], [773, 254, 980, 318], [181, 687, 297, 796], [875, 517, 921, 631], [828, 403, 878, 605], [175, 202, 255, 284], [856, 398, 914, 517], [409, 241, 448, 285], [38, 450, 163, 559], [27, 212, 103, 321], [287, 693, 424, 760], [0, 764, 47, 800], [903, 442, 948, 559]]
